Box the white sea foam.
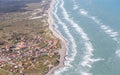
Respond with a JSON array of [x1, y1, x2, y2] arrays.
[[54, 0, 59, 14], [54, 11, 77, 64], [81, 57, 104, 67], [101, 25, 118, 40], [73, 4, 79, 10], [79, 9, 119, 41], [60, 0, 104, 75], [53, 0, 105, 74], [80, 9, 88, 15], [80, 71, 92, 75], [79, 9, 120, 61], [72, 0, 78, 10], [115, 50, 120, 57], [81, 43, 104, 69], [53, 0, 77, 74], [72, 0, 79, 10], [101, 25, 109, 30]]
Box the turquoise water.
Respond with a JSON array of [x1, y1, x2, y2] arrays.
[[52, 0, 120, 75]]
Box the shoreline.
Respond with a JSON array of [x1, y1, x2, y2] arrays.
[[46, 0, 67, 75]]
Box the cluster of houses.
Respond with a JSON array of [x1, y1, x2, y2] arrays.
[[0, 34, 60, 74]]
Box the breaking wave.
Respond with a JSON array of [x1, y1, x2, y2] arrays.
[[79, 9, 119, 41], [72, 0, 79, 10], [79, 9, 120, 60], [115, 49, 120, 57], [60, 0, 104, 75], [53, 0, 77, 74]]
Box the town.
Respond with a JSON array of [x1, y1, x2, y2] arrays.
[[0, 32, 60, 75], [0, 0, 62, 74]]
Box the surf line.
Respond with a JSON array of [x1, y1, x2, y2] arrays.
[[53, 0, 77, 74], [79, 9, 119, 41], [60, 0, 104, 75], [72, 0, 79, 10], [79, 9, 120, 58], [54, 0, 59, 15], [54, 0, 77, 67]]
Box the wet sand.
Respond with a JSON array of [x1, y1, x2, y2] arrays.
[[46, 0, 67, 75]]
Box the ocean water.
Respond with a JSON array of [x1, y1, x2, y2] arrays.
[[52, 0, 120, 75]]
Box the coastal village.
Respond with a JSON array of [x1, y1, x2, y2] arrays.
[[0, 0, 61, 75], [0, 33, 60, 75]]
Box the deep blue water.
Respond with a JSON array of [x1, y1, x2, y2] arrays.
[[52, 0, 120, 75]]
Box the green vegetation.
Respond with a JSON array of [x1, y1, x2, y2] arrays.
[[0, 0, 61, 75]]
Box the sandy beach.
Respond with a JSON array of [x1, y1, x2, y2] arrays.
[[46, 0, 67, 75]]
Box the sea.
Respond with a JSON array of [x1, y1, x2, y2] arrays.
[[52, 0, 120, 75]]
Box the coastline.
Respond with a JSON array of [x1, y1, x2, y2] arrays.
[[46, 0, 67, 75]]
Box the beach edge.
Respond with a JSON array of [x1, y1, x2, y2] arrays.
[[46, 0, 67, 75]]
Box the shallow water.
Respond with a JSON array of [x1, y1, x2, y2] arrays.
[[53, 0, 120, 75]]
